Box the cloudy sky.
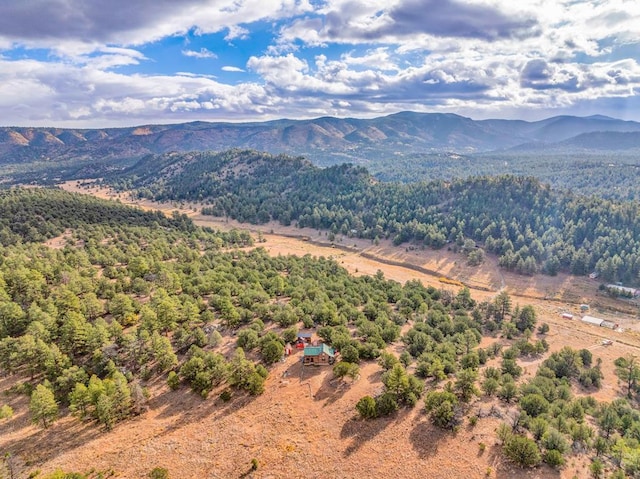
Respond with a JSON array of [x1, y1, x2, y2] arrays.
[[1, 0, 639, 127]]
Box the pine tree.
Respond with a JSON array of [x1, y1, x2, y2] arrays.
[[30, 384, 59, 429], [96, 393, 115, 430]]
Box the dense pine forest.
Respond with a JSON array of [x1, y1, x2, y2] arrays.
[[108, 149, 640, 285], [372, 152, 640, 202]]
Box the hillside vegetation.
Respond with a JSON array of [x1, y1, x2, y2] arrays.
[[108, 149, 640, 285], [372, 151, 640, 202], [2, 113, 640, 190], [3, 189, 640, 478]]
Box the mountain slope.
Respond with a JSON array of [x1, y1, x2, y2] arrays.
[[3, 113, 640, 172], [558, 131, 640, 150]]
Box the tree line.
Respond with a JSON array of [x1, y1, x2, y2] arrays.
[[109, 149, 640, 284]]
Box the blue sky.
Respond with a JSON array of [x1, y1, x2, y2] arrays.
[[0, 0, 639, 127]]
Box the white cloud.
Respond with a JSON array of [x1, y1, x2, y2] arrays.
[[1, 0, 640, 125], [222, 66, 245, 72], [182, 48, 218, 59], [0, 0, 314, 53], [225, 26, 250, 42], [340, 48, 399, 72], [0, 56, 276, 126]]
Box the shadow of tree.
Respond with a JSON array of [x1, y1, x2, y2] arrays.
[[313, 373, 352, 406], [0, 416, 96, 466], [408, 418, 454, 459], [340, 409, 410, 457], [151, 383, 255, 439], [367, 369, 382, 383], [483, 442, 561, 479]]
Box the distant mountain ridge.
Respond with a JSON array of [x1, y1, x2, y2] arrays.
[[1, 112, 640, 167]]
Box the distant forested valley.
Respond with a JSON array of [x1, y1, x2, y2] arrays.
[[106, 149, 640, 285], [372, 152, 640, 202]]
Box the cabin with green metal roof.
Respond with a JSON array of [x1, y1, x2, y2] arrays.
[[303, 343, 336, 366]]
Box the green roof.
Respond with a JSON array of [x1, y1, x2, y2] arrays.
[[303, 343, 335, 357]]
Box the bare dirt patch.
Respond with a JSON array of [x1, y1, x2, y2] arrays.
[[43, 229, 73, 249]]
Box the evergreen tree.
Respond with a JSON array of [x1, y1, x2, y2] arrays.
[[30, 384, 59, 429]]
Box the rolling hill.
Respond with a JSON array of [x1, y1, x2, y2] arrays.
[[106, 149, 640, 285], [2, 112, 640, 172]]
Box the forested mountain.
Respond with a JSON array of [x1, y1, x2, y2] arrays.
[[558, 131, 640, 150], [110, 149, 640, 285], [371, 151, 640, 201], [1, 113, 640, 177], [0, 188, 197, 246]]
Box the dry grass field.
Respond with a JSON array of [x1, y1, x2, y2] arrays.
[[0, 180, 636, 478]]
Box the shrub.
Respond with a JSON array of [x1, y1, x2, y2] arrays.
[[149, 467, 169, 479], [399, 351, 412, 368], [542, 429, 569, 455], [282, 327, 298, 344], [245, 372, 266, 395], [430, 401, 456, 429], [589, 458, 604, 479], [498, 381, 518, 403], [333, 362, 359, 381], [236, 328, 259, 350], [503, 435, 541, 467], [501, 358, 522, 378], [167, 371, 180, 391], [519, 393, 549, 417], [356, 395, 377, 419], [378, 352, 399, 371], [481, 378, 499, 396], [424, 390, 459, 429], [375, 392, 399, 417], [528, 417, 548, 441], [496, 422, 513, 444], [341, 344, 360, 363], [543, 449, 565, 468], [260, 339, 284, 365], [0, 404, 14, 420]]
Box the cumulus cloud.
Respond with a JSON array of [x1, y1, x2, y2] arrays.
[[248, 51, 494, 104], [0, 0, 313, 50], [1, 0, 640, 125], [520, 58, 640, 93], [340, 48, 399, 72], [0, 56, 275, 126], [225, 26, 250, 41], [386, 0, 538, 40], [278, 0, 538, 47]]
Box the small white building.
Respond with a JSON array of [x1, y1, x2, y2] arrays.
[[601, 320, 618, 329], [562, 313, 574, 320], [581, 315, 604, 327]]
